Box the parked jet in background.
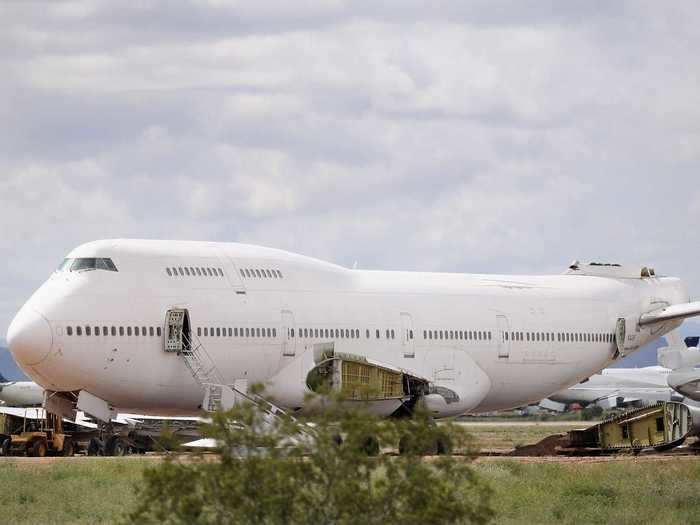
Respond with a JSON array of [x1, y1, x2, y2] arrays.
[[549, 336, 700, 408], [7, 241, 700, 423], [548, 366, 680, 408], [0, 373, 43, 407]]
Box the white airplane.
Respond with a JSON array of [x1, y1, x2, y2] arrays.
[[0, 373, 44, 407], [548, 366, 680, 407], [549, 337, 700, 408], [6, 240, 700, 423]]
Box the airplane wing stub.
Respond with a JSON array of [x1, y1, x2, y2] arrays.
[[639, 301, 700, 326]]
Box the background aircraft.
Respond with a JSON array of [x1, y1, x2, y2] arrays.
[[0, 373, 43, 407], [548, 336, 700, 408]]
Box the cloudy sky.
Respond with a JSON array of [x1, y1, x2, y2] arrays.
[[2, 1, 700, 339]]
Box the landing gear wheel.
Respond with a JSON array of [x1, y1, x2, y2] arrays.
[[61, 438, 75, 457], [359, 436, 380, 456], [436, 433, 452, 456], [31, 439, 47, 458], [0, 438, 10, 457], [106, 436, 128, 457], [87, 438, 104, 457]]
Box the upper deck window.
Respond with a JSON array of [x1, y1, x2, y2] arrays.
[[61, 258, 118, 273]]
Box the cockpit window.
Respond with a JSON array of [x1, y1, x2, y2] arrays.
[[56, 258, 73, 272], [61, 258, 118, 272]]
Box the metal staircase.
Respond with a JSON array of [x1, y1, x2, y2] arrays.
[[179, 330, 293, 421]]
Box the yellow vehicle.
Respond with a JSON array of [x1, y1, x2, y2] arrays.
[[1, 412, 74, 457]]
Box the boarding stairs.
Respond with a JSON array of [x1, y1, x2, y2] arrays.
[[179, 332, 293, 424]]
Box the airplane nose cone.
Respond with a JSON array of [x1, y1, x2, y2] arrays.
[[7, 307, 52, 366]]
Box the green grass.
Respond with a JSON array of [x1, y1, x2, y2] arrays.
[[477, 460, 700, 525], [0, 459, 145, 524], [2, 456, 700, 524]]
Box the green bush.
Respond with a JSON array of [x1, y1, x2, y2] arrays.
[[126, 399, 493, 525]]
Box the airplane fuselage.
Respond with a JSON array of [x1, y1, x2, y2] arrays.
[[7, 240, 688, 416]]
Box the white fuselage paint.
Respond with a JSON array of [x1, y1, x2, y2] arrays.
[[6, 240, 689, 416], [0, 381, 44, 407]]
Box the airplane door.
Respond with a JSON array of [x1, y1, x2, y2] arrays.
[[219, 251, 246, 293], [165, 308, 191, 353], [496, 315, 510, 359], [400, 312, 415, 358], [281, 309, 296, 357]]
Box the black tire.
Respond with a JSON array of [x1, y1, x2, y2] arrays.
[[62, 438, 75, 457], [436, 433, 452, 456], [32, 439, 47, 458], [106, 436, 128, 457], [0, 438, 10, 457], [87, 438, 104, 457], [360, 436, 380, 456]]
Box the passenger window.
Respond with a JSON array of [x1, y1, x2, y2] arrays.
[[135, 326, 140, 336], [67, 326, 73, 336], [409, 330, 414, 340], [77, 326, 82, 336], [86, 326, 91, 336], [376, 329, 380, 339], [94, 326, 100, 336], [428, 331, 433, 340], [157, 327, 162, 337], [367, 329, 371, 339], [273, 328, 277, 337], [149, 327, 154, 336], [119, 326, 124, 336], [204, 327, 208, 336], [176, 267, 182, 276], [218, 268, 224, 277], [290, 328, 294, 337], [391, 329, 395, 339], [184, 267, 190, 276], [166, 268, 172, 276], [126, 327, 132, 336], [240, 269, 245, 278], [277, 270, 283, 278], [197, 327, 202, 337]]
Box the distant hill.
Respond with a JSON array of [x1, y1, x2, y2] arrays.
[[0, 347, 29, 381]]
